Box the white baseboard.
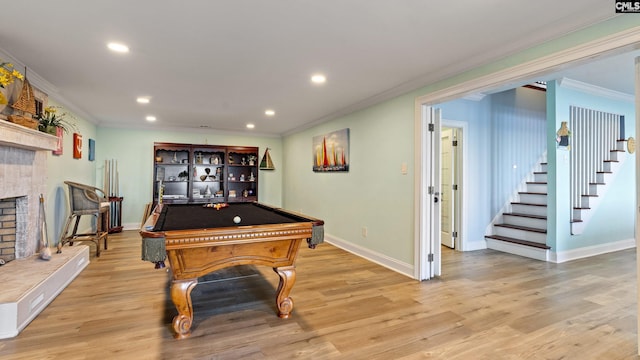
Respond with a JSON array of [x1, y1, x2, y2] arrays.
[[324, 234, 415, 279], [462, 239, 488, 251], [123, 223, 141, 231], [551, 238, 636, 263]]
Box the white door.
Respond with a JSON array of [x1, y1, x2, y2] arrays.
[[441, 128, 455, 248]]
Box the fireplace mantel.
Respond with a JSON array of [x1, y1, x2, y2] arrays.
[[0, 119, 57, 151]]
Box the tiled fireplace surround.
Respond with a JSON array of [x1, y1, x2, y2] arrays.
[[0, 120, 89, 339]]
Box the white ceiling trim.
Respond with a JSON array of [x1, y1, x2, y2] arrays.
[[558, 77, 634, 102], [0, 46, 96, 125], [0, 47, 57, 96], [415, 26, 640, 107]]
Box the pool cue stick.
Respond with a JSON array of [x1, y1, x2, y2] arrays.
[[39, 194, 52, 260]]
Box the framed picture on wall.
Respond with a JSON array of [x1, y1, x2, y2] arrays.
[[52, 126, 63, 155], [73, 133, 82, 159], [88, 138, 95, 161], [312, 128, 349, 172]]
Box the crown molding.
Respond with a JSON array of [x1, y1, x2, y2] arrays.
[[557, 77, 634, 102], [416, 26, 640, 106], [0, 47, 97, 125]]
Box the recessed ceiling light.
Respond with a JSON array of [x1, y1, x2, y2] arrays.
[[146, 115, 156, 122], [107, 42, 130, 53], [246, 123, 255, 129], [137, 97, 151, 104], [265, 109, 275, 116], [311, 74, 326, 84]]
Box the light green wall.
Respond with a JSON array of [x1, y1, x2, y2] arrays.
[[283, 95, 416, 264], [95, 127, 283, 229], [44, 100, 99, 244]]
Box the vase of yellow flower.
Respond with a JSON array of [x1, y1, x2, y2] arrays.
[[0, 61, 24, 112], [36, 106, 76, 134]]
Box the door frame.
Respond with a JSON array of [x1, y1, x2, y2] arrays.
[[413, 27, 640, 281], [414, 105, 440, 280]]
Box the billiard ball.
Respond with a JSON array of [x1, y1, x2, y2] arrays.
[[233, 216, 241, 224]]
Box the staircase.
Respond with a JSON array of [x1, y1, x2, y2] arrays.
[[485, 162, 551, 261], [486, 139, 627, 260]]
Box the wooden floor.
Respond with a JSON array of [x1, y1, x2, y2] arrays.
[[0, 231, 637, 359]]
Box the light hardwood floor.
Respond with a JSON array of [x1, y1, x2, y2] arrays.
[[0, 231, 637, 359]]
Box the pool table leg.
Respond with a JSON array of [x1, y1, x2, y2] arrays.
[[273, 266, 296, 318], [170, 278, 198, 339]]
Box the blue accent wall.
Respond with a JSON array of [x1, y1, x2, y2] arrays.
[[549, 81, 636, 252]]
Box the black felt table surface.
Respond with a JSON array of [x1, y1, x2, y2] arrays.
[[153, 203, 299, 231]]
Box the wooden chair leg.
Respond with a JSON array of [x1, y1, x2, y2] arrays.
[[102, 211, 109, 250], [57, 215, 74, 253], [70, 215, 81, 246]]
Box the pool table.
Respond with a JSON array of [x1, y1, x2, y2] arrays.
[[139, 202, 324, 339]]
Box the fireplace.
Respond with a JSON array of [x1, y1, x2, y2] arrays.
[[0, 119, 89, 339], [0, 120, 57, 260]]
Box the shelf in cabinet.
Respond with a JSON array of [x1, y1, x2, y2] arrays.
[[191, 197, 226, 202], [228, 196, 257, 202]]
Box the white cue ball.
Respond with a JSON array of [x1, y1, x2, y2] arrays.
[[233, 216, 241, 224]]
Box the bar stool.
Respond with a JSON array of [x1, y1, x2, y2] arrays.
[[57, 181, 110, 257]]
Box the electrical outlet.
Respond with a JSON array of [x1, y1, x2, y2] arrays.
[[362, 227, 368, 238]]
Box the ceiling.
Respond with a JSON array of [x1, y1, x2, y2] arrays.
[[0, 1, 631, 136]]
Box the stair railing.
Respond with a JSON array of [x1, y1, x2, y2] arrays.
[[568, 106, 622, 209]]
